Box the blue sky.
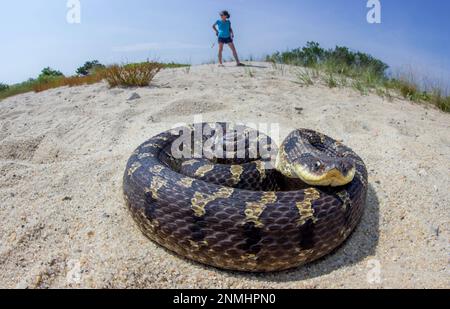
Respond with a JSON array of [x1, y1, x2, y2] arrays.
[[1, 0, 449, 87]]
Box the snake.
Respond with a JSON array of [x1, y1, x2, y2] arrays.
[[123, 122, 368, 272]]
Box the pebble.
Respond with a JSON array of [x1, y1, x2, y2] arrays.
[[128, 93, 141, 101]]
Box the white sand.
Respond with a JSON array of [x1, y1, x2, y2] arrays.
[[0, 62, 448, 288]]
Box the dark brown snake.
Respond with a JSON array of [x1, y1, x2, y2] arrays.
[[123, 123, 368, 272]]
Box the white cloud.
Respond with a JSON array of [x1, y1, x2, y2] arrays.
[[112, 42, 208, 52]]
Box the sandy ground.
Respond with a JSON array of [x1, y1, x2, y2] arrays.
[[0, 62, 448, 289]]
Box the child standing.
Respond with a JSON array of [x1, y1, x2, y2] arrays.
[[212, 10, 244, 66]]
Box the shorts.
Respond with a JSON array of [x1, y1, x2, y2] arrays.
[[218, 37, 233, 44]]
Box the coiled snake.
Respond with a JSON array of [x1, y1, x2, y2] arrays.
[[123, 123, 367, 272]]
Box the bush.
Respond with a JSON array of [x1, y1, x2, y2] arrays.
[[76, 60, 105, 76], [102, 62, 164, 87], [266, 41, 388, 79], [0, 83, 9, 92], [266, 42, 450, 113], [38, 67, 64, 79]]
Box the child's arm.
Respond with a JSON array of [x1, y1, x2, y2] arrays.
[[230, 23, 234, 38], [212, 23, 218, 36]]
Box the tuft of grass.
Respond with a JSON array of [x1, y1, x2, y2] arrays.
[[324, 73, 337, 88], [375, 87, 393, 101], [183, 65, 191, 74], [296, 69, 314, 86], [352, 80, 368, 95], [245, 67, 255, 78], [270, 61, 287, 75], [338, 74, 348, 87], [102, 62, 164, 87], [430, 92, 450, 112]]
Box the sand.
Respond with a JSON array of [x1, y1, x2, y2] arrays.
[[0, 62, 448, 289]]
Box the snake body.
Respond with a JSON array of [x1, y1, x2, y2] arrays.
[[123, 123, 368, 272]]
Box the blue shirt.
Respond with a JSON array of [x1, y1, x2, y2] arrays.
[[216, 20, 231, 38]]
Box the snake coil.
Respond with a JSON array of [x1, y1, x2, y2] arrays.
[[123, 123, 367, 272]]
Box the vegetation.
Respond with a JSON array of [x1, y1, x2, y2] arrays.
[[267, 41, 388, 79], [33, 73, 104, 93], [245, 67, 255, 78], [162, 62, 190, 69], [39, 67, 64, 78], [102, 62, 164, 87], [0, 79, 36, 101], [0, 61, 189, 101], [267, 41, 449, 112], [0, 83, 9, 92], [76, 60, 105, 76]]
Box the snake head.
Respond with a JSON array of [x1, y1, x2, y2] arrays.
[[293, 156, 356, 187], [277, 150, 356, 187]]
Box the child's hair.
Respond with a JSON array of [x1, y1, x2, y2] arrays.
[[220, 10, 230, 19]]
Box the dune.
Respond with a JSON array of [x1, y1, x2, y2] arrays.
[[0, 62, 448, 288]]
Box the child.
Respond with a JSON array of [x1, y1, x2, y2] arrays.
[[212, 10, 244, 66]]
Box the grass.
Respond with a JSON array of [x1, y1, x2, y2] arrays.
[[245, 67, 255, 78], [182, 65, 191, 74], [0, 61, 188, 101], [352, 80, 368, 95], [102, 62, 164, 87], [296, 69, 314, 86], [0, 79, 36, 101], [161, 62, 190, 69], [267, 42, 450, 113], [271, 62, 287, 76], [324, 73, 338, 88], [33, 73, 104, 92]]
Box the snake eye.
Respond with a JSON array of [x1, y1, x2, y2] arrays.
[[314, 161, 322, 170]]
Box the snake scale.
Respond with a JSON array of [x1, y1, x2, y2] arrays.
[[123, 123, 368, 272]]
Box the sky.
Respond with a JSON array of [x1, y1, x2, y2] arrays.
[[1, 0, 449, 88]]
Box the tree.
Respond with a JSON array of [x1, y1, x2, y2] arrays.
[[39, 67, 64, 79], [0, 83, 9, 92], [76, 60, 105, 76]]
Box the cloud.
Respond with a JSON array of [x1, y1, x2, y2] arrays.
[[112, 42, 208, 52]]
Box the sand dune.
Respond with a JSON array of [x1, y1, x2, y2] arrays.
[[0, 62, 448, 288]]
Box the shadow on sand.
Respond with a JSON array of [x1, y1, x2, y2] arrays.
[[240, 63, 268, 69]]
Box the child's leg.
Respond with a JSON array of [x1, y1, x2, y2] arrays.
[[218, 43, 224, 65], [227, 43, 241, 64]]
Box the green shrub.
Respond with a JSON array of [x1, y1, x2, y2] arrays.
[[0, 83, 9, 92], [39, 67, 64, 79], [267, 41, 388, 80], [76, 60, 105, 76]]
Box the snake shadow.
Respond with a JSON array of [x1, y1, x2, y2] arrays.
[[233, 183, 380, 282]]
